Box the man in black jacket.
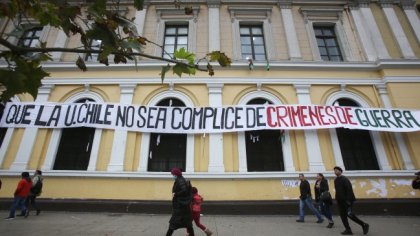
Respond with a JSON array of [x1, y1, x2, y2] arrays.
[[334, 166, 369, 235], [296, 174, 323, 223]]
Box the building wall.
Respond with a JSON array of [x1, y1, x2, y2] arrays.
[[0, 0, 419, 202]]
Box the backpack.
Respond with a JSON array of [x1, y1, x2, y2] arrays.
[[31, 180, 43, 195]]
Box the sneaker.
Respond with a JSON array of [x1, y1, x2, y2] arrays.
[[296, 219, 304, 223], [36, 210, 41, 216], [341, 230, 353, 235], [316, 219, 324, 223], [362, 223, 369, 235], [327, 222, 334, 228], [16, 213, 25, 217], [4, 217, 15, 220]]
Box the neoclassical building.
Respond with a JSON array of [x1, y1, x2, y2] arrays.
[[0, 0, 419, 213]]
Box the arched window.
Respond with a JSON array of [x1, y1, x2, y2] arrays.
[[245, 98, 284, 171], [147, 98, 187, 172], [53, 99, 96, 170], [335, 98, 379, 170], [0, 103, 7, 147]]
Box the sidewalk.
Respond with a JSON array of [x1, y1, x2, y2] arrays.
[[0, 211, 419, 236]]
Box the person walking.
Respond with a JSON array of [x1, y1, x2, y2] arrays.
[[333, 166, 369, 235], [5, 172, 32, 220], [314, 173, 334, 228], [296, 173, 323, 223], [25, 170, 43, 217], [186, 187, 213, 236], [412, 171, 420, 190], [166, 168, 194, 236]]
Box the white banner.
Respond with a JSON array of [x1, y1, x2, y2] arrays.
[[1, 102, 419, 133]]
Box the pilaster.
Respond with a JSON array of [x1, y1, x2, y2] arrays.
[[294, 84, 325, 171]]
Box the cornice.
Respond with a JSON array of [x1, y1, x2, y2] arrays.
[[35, 59, 420, 72], [0, 170, 416, 179]]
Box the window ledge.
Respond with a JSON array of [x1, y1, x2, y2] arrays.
[[0, 170, 416, 179]]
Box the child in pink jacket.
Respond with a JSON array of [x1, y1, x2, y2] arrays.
[[187, 187, 213, 236]]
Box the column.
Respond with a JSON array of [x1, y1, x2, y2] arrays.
[[358, 1, 390, 59], [50, 29, 68, 61], [107, 84, 136, 171], [376, 85, 414, 170], [294, 84, 325, 171], [380, 1, 416, 59], [278, 1, 302, 60], [208, 0, 221, 52], [401, 0, 420, 44], [134, 5, 148, 36], [10, 85, 53, 170], [207, 84, 224, 173], [349, 5, 378, 61]]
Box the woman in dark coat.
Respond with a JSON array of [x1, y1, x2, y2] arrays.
[[166, 168, 194, 236], [314, 173, 334, 228]]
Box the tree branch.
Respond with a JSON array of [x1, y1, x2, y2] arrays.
[[0, 38, 207, 72]]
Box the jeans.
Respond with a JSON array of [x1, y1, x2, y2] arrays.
[[299, 196, 322, 221], [318, 201, 333, 221], [9, 196, 27, 218]]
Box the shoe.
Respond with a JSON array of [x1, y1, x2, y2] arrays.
[[362, 223, 369, 235], [16, 213, 25, 217], [36, 210, 41, 216], [316, 219, 324, 223], [4, 217, 14, 220], [341, 230, 353, 235], [327, 222, 334, 228], [204, 228, 213, 236], [296, 219, 304, 223]]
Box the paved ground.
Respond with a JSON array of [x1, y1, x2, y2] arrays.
[[0, 211, 419, 236]]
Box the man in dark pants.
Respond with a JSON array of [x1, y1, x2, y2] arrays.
[[334, 166, 369, 235]]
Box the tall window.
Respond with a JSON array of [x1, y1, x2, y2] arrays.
[[53, 99, 95, 170], [0, 103, 7, 148], [18, 26, 43, 48], [314, 25, 343, 61], [148, 98, 187, 172], [85, 39, 102, 61], [163, 25, 188, 59], [335, 98, 379, 170], [246, 98, 284, 171], [17, 26, 43, 57], [240, 25, 267, 60]]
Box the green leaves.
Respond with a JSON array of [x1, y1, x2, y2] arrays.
[[160, 64, 171, 83], [173, 48, 196, 77], [174, 47, 195, 65], [76, 56, 87, 72], [0, 59, 49, 101], [133, 0, 144, 10], [209, 51, 232, 67], [0, 0, 232, 102]]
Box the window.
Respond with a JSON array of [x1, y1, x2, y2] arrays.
[[163, 25, 188, 59], [335, 98, 379, 170], [148, 98, 187, 172], [0, 103, 7, 148], [245, 98, 284, 171], [314, 25, 343, 61], [53, 99, 95, 170], [240, 25, 267, 60], [17, 26, 43, 57], [85, 39, 102, 61], [18, 27, 43, 48]]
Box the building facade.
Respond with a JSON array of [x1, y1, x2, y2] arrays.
[[0, 0, 419, 207]]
